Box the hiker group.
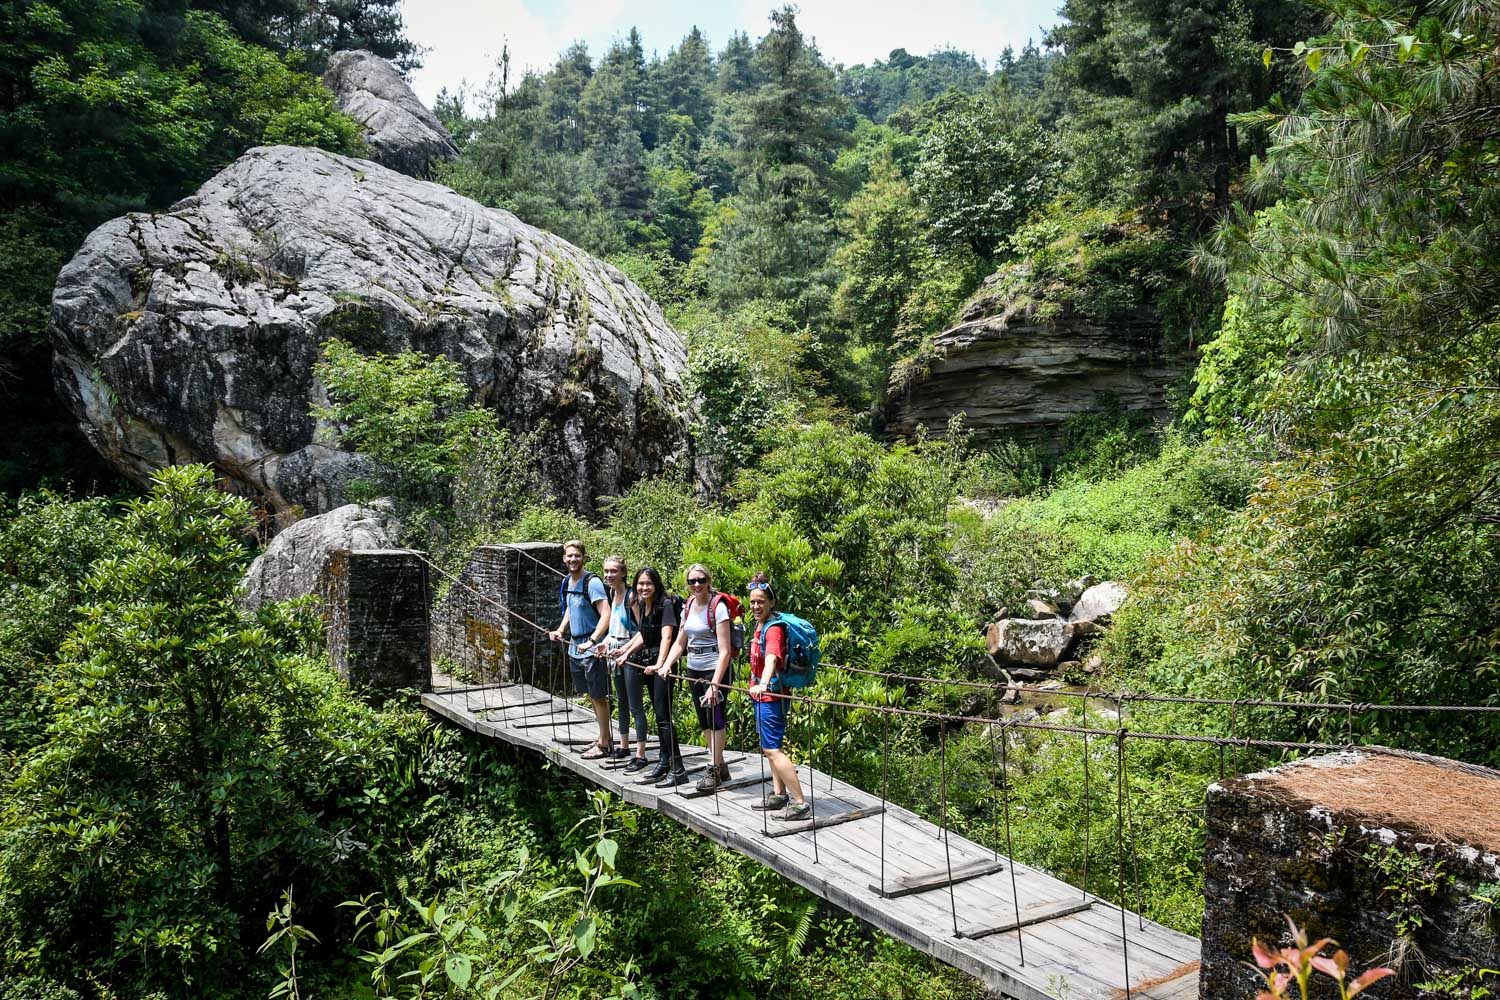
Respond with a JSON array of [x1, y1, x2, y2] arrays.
[[546, 540, 820, 823]]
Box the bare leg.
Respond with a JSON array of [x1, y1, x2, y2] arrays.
[[709, 728, 726, 768], [591, 697, 613, 747], [764, 748, 804, 804]]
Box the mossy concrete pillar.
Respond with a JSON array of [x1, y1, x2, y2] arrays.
[[323, 548, 431, 691], [1201, 750, 1500, 998], [430, 543, 566, 688]]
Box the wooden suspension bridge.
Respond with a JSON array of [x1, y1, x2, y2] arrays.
[[421, 677, 1202, 1000]]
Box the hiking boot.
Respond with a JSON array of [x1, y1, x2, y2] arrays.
[[623, 756, 649, 774], [771, 801, 812, 822], [656, 768, 688, 788], [717, 762, 731, 782], [694, 769, 721, 793], [752, 793, 789, 812]]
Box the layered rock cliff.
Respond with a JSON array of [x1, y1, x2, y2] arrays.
[[51, 145, 693, 519], [886, 241, 1194, 448]]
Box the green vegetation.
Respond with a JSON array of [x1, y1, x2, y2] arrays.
[[7, 0, 1500, 995]]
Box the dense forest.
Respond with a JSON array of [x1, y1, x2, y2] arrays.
[[4, 0, 1500, 997]]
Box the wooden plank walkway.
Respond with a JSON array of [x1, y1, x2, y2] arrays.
[[422, 682, 1201, 1000]]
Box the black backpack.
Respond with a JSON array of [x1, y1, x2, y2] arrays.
[[558, 570, 601, 621]]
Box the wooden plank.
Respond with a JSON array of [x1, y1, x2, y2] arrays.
[[763, 805, 885, 839], [871, 858, 1007, 899], [679, 773, 770, 797], [958, 899, 1094, 940]]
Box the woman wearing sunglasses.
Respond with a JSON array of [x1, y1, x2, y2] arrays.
[[662, 563, 734, 791], [746, 573, 809, 821]]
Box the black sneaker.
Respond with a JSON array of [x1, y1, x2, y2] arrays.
[[610, 746, 630, 761], [655, 769, 688, 788], [623, 756, 649, 773], [694, 769, 720, 793], [752, 793, 789, 812], [643, 761, 671, 783]]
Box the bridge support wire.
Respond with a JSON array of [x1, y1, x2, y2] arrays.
[[1116, 729, 1133, 1000], [939, 720, 958, 937], [997, 719, 1026, 964], [1081, 691, 1091, 901], [1119, 696, 1145, 932]]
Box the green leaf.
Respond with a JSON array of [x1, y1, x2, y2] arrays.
[[1306, 49, 1322, 72], [1395, 35, 1416, 61], [1293, 40, 1307, 55], [596, 837, 619, 870], [573, 916, 596, 959], [445, 953, 472, 989], [1263, 47, 1273, 69]]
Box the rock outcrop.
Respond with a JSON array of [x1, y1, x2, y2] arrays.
[[886, 269, 1187, 448], [241, 501, 400, 608], [323, 50, 458, 178], [51, 145, 693, 519]]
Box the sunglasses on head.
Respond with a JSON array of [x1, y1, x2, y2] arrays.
[[747, 582, 771, 591], [687, 576, 707, 585]]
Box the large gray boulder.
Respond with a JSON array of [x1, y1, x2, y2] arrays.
[[323, 50, 458, 178], [1069, 581, 1128, 626], [51, 145, 694, 519], [241, 501, 400, 608], [987, 617, 1075, 668]]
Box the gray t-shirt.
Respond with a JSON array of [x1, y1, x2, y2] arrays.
[[684, 597, 721, 673]]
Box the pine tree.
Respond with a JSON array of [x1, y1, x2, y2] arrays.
[[656, 26, 715, 132]]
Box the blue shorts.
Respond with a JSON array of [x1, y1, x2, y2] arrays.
[[755, 698, 787, 750]]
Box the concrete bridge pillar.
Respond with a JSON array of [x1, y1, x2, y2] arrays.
[[430, 543, 567, 687], [322, 548, 431, 691], [1200, 750, 1500, 998]]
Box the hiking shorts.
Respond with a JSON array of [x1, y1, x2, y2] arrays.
[[568, 651, 610, 700], [688, 667, 729, 731], [754, 697, 787, 751]]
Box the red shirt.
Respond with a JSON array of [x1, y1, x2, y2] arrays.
[[749, 620, 788, 703]]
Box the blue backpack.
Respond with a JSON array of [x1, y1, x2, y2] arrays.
[[757, 613, 821, 690]]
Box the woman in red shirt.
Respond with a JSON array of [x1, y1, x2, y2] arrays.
[[746, 573, 809, 822]]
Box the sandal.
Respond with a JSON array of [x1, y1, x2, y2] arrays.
[[580, 744, 614, 760]]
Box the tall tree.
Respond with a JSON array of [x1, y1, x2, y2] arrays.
[[579, 29, 652, 149], [733, 6, 848, 196], [655, 26, 715, 132], [1050, 0, 1314, 222], [540, 42, 592, 153]]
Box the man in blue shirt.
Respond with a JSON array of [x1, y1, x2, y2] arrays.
[[548, 540, 614, 758]]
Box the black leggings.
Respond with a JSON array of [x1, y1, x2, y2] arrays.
[[646, 668, 683, 766], [614, 662, 649, 747]]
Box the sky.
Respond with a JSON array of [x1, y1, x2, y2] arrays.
[[402, 0, 1064, 106]]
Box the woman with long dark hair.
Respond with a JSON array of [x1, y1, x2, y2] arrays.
[[612, 567, 685, 784]]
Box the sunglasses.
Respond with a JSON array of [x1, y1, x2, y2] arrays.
[[747, 582, 771, 591], [687, 577, 707, 585]]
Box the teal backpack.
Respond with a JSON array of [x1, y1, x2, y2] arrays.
[[757, 613, 821, 690]]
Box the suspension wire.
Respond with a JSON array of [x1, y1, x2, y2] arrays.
[[821, 660, 1500, 715], [997, 719, 1025, 965], [1080, 691, 1091, 901], [880, 711, 889, 895], [415, 553, 1500, 775], [990, 685, 1001, 864], [1116, 729, 1133, 1000], [808, 695, 819, 864], [761, 743, 769, 837], [940, 720, 959, 938], [1119, 696, 1145, 933]]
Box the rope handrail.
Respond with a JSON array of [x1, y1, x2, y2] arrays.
[[821, 661, 1500, 715], [450, 546, 1500, 718], [416, 549, 1500, 775]]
